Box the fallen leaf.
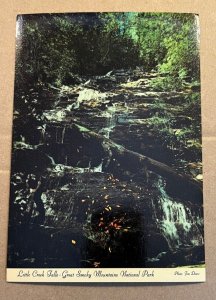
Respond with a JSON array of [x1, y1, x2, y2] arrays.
[[93, 262, 100, 268]]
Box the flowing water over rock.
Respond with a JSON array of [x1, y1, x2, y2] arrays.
[[152, 176, 203, 250], [8, 68, 204, 268]]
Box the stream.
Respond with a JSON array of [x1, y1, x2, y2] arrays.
[[8, 68, 204, 268]]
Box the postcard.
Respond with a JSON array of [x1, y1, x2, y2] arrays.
[[7, 12, 205, 282]]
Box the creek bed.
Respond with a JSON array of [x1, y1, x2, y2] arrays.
[[8, 69, 204, 268]]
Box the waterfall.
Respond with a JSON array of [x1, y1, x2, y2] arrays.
[[153, 176, 204, 249], [72, 161, 103, 173], [37, 124, 46, 142], [61, 127, 66, 144], [46, 154, 56, 165], [66, 103, 73, 111], [100, 104, 117, 139], [73, 99, 80, 110], [92, 160, 103, 173], [124, 101, 129, 113], [79, 161, 103, 173], [43, 109, 66, 122], [46, 154, 103, 174], [41, 124, 46, 141]]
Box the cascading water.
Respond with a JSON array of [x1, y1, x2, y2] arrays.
[[152, 176, 204, 250], [100, 104, 117, 139], [38, 124, 47, 142], [46, 152, 104, 174], [61, 126, 66, 144], [10, 68, 204, 269]]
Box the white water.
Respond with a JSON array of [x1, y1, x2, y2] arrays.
[[44, 109, 66, 122], [37, 124, 47, 142], [154, 176, 203, 249], [46, 154, 56, 165], [46, 152, 103, 174], [65, 88, 108, 111], [52, 162, 103, 174], [92, 160, 103, 172], [14, 141, 37, 150], [61, 127, 66, 144], [100, 104, 117, 139]]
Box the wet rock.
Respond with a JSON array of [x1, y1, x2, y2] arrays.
[[12, 148, 52, 173], [146, 233, 170, 258], [8, 68, 204, 268]]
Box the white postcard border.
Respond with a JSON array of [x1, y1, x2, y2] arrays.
[[7, 268, 206, 283]]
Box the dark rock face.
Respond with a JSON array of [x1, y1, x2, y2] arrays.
[[8, 68, 204, 268], [12, 148, 52, 173]]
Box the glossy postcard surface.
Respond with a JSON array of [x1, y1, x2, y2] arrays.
[[7, 13, 205, 282]]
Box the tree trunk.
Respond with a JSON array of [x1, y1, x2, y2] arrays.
[[73, 123, 203, 206]]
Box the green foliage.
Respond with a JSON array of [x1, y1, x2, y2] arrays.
[[147, 92, 201, 164], [149, 76, 184, 91], [16, 15, 80, 87], [127, 13, 200, 87], [126, 13, 168, 69], [159, 18, 199, 80], [15, 13, 200, 89]]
